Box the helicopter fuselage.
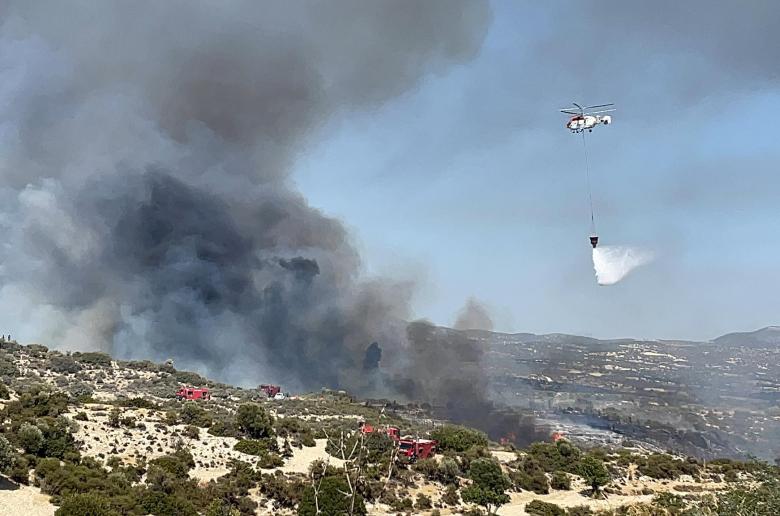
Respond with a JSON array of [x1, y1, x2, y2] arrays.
[[566, 114, 611, 133]]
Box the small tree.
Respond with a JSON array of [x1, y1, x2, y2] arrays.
[[298, 475, 367, 516], [18, 422, 45, 455], [0, 435, 16, 475], [107, 408, 121, 428], [525, 499, 566, 516], [461, 458, 511, 515], [579, 455, 610, 497], [55, 493, 116, 516], [236, 403, 275, 439]]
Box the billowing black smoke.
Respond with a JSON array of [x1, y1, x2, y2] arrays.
[[0, 2, 491, 393], [394, 322, 545, 445]]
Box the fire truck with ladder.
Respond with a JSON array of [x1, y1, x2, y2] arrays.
[[358, 421, 437, 461]]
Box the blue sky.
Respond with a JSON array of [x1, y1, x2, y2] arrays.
[[293, 1, 780, 341]]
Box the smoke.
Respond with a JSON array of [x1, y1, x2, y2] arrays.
[[454, 297, 494, 331], [393, 321, 543, 445], [0, 2, 492, 393], [592, 246, 654, 286]]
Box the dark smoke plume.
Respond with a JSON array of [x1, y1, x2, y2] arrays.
[[0, 1, 491, 393], [454, 297, 494, 331]]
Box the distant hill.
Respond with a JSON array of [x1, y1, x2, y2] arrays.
[[713, 326, 780, 347]]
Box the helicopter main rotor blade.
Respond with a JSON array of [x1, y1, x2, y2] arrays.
[[584, 103, 615, 110], [559, 109, 581, 115]]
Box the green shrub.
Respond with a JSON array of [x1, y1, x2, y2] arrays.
[[579, 455, 610, 496], [415, 493, 433, 510], [148, 448, 195, 479], [566, 506, 593, 516], [120, 397, 158, 409], [72, 352, 112, 367], [551, 470, 571, 490], [298, 475, 367, 516], [0, 435, 16, 474], [525, 499, 566, 516], [258, 470, 306, 508], [179, 402, 212, 427], [0, 382, 9, 399], [462, 458, 511, 514], [431, 425, 488, 452], [74, 412, 89, 421], [510, 458, 550, 495], [236, 404, 274, 439], [208, 420, 241, 438], [107, 408, 121, 428], [18, 422, 45, 454], [55, 493, 117, 516], [0, 358, 18, 378], [526, 441, 582, 473], [47, 356, 82, 374], [173, 370, 208, 386], [442, 484, 460, 505], [234, 439, 274, 456], [636, 453, 700, 480], [257, 452, 284, 469], [182, 425, 200, 439]]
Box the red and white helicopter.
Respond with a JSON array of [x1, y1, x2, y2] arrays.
[[560, 103, 615, 133]]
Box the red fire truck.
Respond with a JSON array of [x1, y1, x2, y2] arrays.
[[358, 422, 437, 460], [176, 386, 211, 401]]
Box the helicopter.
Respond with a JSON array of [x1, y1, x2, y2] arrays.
[[560, 102, 615, 133]]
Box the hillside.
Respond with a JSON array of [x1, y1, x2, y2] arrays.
[[0, 339, 778, 515], [466, 327, 780, 461]]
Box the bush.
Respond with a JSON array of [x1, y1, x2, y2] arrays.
[[74, 412, 89, 421], [18, 422, 45, 454], [579, 455, 610, 496], [47, 356, 82, 374], [179, 402, 212, 427], [566, 506, 592, 516], [431, 425, 488, 452], [551, 470, 571, 490], [526, 441, 582, 473], [258, 471, 306, 508], [236, 404, 274, 439], [120, 397, 158, 409], [208, 420, 241, 438], [55, 493, 117, 516], [107, 408, 121, 428], [257, 453, 284, 469], [298, 475, 367, 516], [234, 439, 274, 456], [148, 448, 195, 479], [0, 435, 16, 474], [442, 484, 460, 506], [415, 493, 433, 510], [0, 356, 19, 377], [462, 458, 511, 514], [510, 458, 549, 495], [0, 383, 9, 399], [525, 499, 566, 516], [72, 352, 112, 367], [637, 453, 699, 480], [182, 426, 200, 439]]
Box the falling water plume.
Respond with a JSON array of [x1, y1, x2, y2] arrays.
[[592, 245, 653, 286]]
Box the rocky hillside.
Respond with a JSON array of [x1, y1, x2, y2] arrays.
[[0, 339, 778, 515]]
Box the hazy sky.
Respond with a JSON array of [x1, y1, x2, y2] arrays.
[[293, 1, 780, 341]]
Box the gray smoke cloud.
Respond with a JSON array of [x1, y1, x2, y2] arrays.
[[454, 297, 494, 331], [0, 1, 491, 391]]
